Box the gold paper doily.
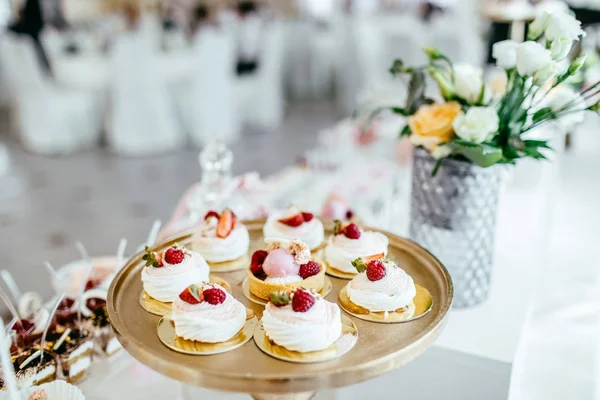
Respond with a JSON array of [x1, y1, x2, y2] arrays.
[[157, 309, 258, 355], [253, 315, 357, 363], [338, 284, 433, 324]]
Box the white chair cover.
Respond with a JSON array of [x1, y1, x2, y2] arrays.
[[179, 28, 239, 147], [107, 33, 184, 155], [0, 33, 102, 155], [238, 22, 285, 130]]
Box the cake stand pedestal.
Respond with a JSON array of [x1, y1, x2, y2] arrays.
[[108, 220, 453, 400]]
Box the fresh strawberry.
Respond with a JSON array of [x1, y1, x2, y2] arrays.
[[250, 250, 268, 275], [366, 260, 386, 282], [216, 209, 235, 238], [203, 287, 226, 305], [142, 246, 163, 268], [179, 285, 202, 304], [164, 246, 185, 264], [204, 210, 220, 220], [278, 213, 304, 227], [292, 289, 315, 312], [298, 260, 320, 279], [364, 253, 384, 262], [343, 223, 361, 239], [301, 212, 314, 222]]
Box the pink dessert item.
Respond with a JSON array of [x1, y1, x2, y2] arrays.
[[262, 249, 300, 277]]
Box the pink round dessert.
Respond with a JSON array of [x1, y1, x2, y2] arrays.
[[262, 249, 299, 277]]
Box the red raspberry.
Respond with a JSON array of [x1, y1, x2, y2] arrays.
[[366, 260, 386, 281], [301, 212, 314, 222], [250, 250, 268, 275], [179, 286, 202, 304], [343, 223, 361, 239], [292, 289, 315, 312], [298, 261, 320, 279], [203, 288, 226, 305], [345, 209, 354, 219], [164, 247, 185, 264]]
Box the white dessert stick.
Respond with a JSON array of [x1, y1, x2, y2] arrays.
[[0, 319, 20, 400], [39, 293, 65, 366], [0, 287, 23, 332], [146, 220, 162, 246], [4, 317, 17, 334], [0, 271, 21, 304], [115, 238, 128, 270], [75, 242, 94, 330], [43, 261, 56, 277]]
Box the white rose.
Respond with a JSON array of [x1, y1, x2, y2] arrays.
[[431, 144, 453, 160], [545, 12, 585, 42], [453, 63, 484, 104], [516, 42, 553, 77], [550, 37, 572, 60], [533, 62, 560, 85], [492, 40, 519, 69], [528, 12, 550, 40], [452, 107, 499, 144]]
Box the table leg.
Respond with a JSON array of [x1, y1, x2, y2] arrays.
[[251, 392, 316, 400]]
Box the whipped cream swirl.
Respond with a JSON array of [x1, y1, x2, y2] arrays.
[[325, 231, 388, 273], [172, 286, 246, 343], [193, 219, 250, 263], [141, 251, 209, 302], [261, 297, 342, 352], [347, 260, 416, 312], [263, 211, 325, 250]]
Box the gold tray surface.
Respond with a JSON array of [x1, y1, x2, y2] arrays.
[[107, 219, 453, 394]]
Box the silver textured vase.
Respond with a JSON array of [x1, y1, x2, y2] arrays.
[[409, 147, 504, 308]]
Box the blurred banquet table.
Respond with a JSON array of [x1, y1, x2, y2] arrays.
[[52, 50, 195, 91]]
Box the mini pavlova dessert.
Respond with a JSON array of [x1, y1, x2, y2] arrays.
[[191, 209, 250, 270], [261, 289, 342, 353], [347, 257, 416, 316], [263, 206, 324, 251], [247, 239, 325, 301], [324, 221, 388, 277], [141, 244, 210, 304], [171, 283, 246, 343]]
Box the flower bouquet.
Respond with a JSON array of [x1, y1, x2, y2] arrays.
[[371, 10, 596, 307]]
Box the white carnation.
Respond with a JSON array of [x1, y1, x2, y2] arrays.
[[528, 12, 551, 39], [452, 107, 499, 144], [453, 63, 484, 104], [533, 62, 560, 85], [516, 42, 553, 77], [492, 40, 519, 69]]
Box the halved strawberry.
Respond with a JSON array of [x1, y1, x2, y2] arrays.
[[179, 285, 202, 304], [278, 213, 304, 227], [204, 210, 220, 220], [216, 209, 235, 238], [301, 212, 314, 222], [364, 253, 384, 262]]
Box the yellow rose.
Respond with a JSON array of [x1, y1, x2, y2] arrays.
[[408, 102, 461, 151]]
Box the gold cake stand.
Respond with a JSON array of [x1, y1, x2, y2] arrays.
[[107, 219, 453, 400]]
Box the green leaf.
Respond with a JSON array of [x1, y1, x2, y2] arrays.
[[351, 258, 367, 273], [532, 107, 556, 123], [406, 70, 427, 114], [449, 143, 503, 167], [267, 292, 291, 307], [333, 220, 342, 235], [522, 139, 552, 149], [391, 107, 409, 116], [400, 125, 411, 137], [188, 285, 201, 301]]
